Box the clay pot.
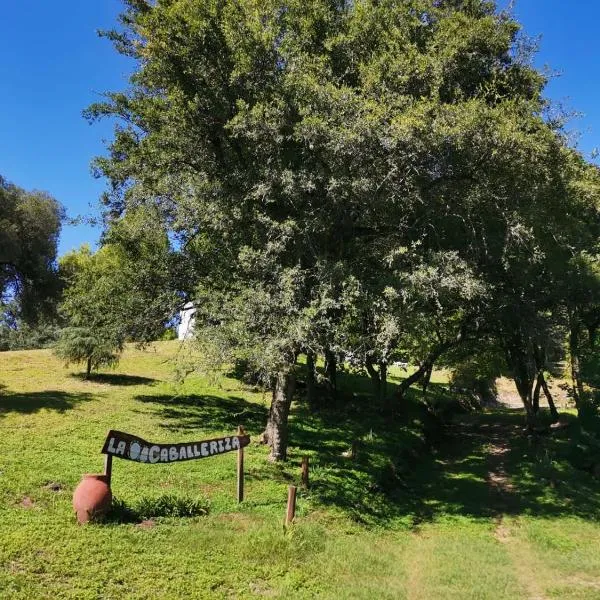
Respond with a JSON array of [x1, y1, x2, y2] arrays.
[[73, 474, 112, 524]]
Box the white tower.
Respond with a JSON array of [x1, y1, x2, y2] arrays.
[[177, 302, 196, 340]]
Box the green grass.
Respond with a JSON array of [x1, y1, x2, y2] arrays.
[[2, 342, 600, 598]]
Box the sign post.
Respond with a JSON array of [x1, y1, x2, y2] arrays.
[[74, 429, 251, 523], [301, 456, 309, 488], [103, 453, 113, 487], [101, 429, 250, 464], [237, 425, 245, 503], [100, 429, 251, 502]]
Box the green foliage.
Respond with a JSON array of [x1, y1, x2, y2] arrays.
[[55, 245, 127, 374], [55, 209, 181, 374], [159, 327, 177, 341], [87, 1, 544, 367], [54, 326, 121, 374], [0, 319, 60, 351], [134, 493, 209, 519], [89, 2, 585, 351], [87, 0, 600, 448], [109, 493, 210, 522], [0, 299, 61, 350], [447, 342, 504, 403], [0, 175, 63, 325], [100, 206, 183, 343]]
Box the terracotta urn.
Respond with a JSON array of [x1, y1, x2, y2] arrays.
[[73, 474, 112, 524]]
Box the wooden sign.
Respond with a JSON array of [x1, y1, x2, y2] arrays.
[[101, 430, 250, 464]]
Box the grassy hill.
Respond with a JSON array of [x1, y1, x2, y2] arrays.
[[1, 342, 600, 599]]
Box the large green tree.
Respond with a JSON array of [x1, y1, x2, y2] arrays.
[[0, 176, 63, 324], [89, 0, 582, 459]]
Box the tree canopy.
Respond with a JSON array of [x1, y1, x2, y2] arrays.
[[0, 176, 63, 324], [88, 0, 600, 459], [55, 208, 180, 376]]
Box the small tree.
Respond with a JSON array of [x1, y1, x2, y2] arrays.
[[54, 245, 127, 376], [54, 326, 121, 378], [54, 210, 180, 377]]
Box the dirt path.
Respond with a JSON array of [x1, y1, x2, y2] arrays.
[[401, 410, 600, 599], [483, 423, 551, 600], [484, 423, 516, 531], [404, 532, 432, 600]]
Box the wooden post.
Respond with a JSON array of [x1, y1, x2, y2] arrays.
[[285, 485, 297, 526], [237, 425, 245, 503], [103, 453, 113, 487], [301, 456, 309, 488]]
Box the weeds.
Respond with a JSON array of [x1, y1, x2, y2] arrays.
[[106, 494, 210, 523]]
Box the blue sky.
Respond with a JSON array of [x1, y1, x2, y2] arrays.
[[0, 1, 131, 256], [1, 1, 599, 257]]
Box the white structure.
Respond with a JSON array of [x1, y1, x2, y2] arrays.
[[178, 302, 196, 340]]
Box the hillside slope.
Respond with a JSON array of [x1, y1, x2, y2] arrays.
[[1, 343, 600, 599]]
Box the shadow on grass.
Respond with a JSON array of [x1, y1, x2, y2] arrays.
[[289, 365, 600, 527], [139, 363, 600, 528], [397, 409, 600, 527], [0, 389, 94, 418], [70, 373, 158, 386], [135, 393, 267, 434], [288, 389, 432, 526]]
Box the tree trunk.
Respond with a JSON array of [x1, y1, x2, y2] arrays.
[[476, 377, 498, 405], [263, 371, 296, 462], [306, 351, 316, 405], [397, 367, 421, 399], [422, 363, 433, 397], [365, 356, 380, 397], [397, 353, 442, 400], [379, 361, 387, 403], [513, 375, 535, 429], [86, 357, 92, 379], [569, 316, 585, 407], [504, 339, 536, 429], [396, 325, 468, 401], [539, 372, 559, 421], [532, 375, 542, 414], [324, 349, 337, 397]]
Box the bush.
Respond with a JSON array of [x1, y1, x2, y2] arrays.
[[107, 494, 210, 523], [449, 351, 502, 405], [0, 321, 61, 351], [160, 327, 177, 341]]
